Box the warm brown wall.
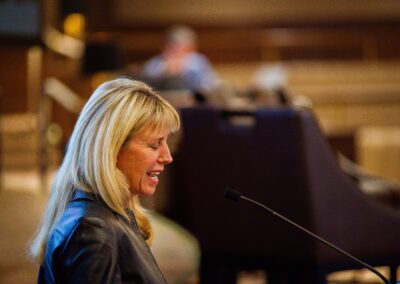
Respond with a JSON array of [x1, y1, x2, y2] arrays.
[[106, 25, 400, 65], [84, 0, 400, 65], [0, 46, 29, 113], [91, 0, 400, 28]]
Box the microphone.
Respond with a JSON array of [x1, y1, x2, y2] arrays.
[[224, 187, 394, 284]]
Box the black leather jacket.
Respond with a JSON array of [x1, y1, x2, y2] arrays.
[[37, 190, 166, 283]]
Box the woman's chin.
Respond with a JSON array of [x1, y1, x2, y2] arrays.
[[140, 186, 157, 196]]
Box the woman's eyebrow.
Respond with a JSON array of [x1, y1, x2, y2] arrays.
[[147, 136, 164, 143]]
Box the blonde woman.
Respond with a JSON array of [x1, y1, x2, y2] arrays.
[[30, 78, 180, 283]]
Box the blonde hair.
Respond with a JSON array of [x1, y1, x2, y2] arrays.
[[29, 78, 180, 263]]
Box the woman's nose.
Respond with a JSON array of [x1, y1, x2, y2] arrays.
[[159, 143, 173, 164]]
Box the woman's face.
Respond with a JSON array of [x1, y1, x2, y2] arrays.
[[117, 127, 173, 196]]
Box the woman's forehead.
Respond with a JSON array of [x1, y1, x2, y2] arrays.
[[137, 124, 171, 139]]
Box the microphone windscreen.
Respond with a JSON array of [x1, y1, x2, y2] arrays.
[[224, 187, 242, 201]]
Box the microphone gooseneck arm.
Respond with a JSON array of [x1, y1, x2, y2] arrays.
[[224, 188, 392, 284]]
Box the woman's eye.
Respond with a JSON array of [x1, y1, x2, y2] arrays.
[[149, 143, 159, 150]]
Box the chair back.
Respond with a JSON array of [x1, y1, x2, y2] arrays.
[[173, 106, 314, 262]]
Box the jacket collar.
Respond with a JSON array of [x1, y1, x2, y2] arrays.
[[71, 189, 136, 225], [71, 189, 96, 202]]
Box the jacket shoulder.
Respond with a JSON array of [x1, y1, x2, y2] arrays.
[[43, 201, 124, 283], [46, 199, 125, 263]]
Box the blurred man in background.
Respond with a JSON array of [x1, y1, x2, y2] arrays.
[[142, 25, 220, 96]]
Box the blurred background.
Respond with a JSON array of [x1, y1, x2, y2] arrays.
[[1, 0, 400, 283]]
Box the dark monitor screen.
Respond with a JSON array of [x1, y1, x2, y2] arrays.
[[0, 0, 41, 41]]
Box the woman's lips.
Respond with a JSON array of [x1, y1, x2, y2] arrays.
[[147, 171, 161, 185]]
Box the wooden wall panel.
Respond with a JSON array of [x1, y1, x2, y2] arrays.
[[0, 47, 28, 113], [107, 0, 400, 27]]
